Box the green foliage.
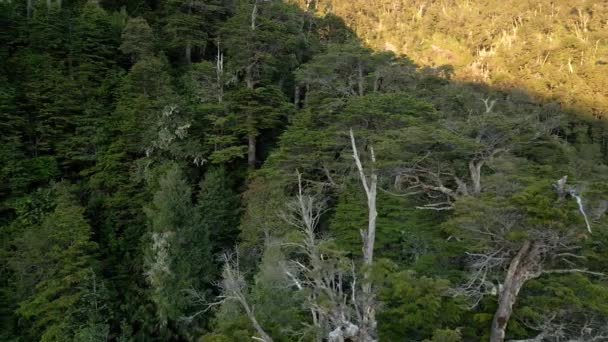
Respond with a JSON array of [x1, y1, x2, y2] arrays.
[[144, 163, 214, 327], [330, 184, 444, 265], [9, 184, 99, 341], [221, 0, 305, 87], [423, 329, 463, 342], [1, 0, 608, 341], [377, 267, 465, 341], [197, 167, 241, 255], [120, 17, 155, 60]]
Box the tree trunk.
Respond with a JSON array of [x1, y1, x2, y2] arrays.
[[246, 58, 256, 168], [27, 0, 32, 18], [294, 85, 301, 107], [238, 294, 272, 342], [361, 173, 377, 342], [357, 60, 365, 96], [248, 133, 256, 168], [185, 44, 192, 64], [490, 241, 542, 342], [246, 307, 273, 342], [216, 48, 224, 103], [251, 1, 258, 30], [469, 160, 483, 195], [373, 72, 381, 92], [363, 177, 377, 269], [304, 84, 310, 108], [245, 64, 254, 89], [350, 129, 378, 341]]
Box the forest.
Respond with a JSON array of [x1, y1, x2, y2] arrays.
[[1, 0, 607, 341]]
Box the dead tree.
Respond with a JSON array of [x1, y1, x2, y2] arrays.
[[553, 175, 592, 233], [193, 253, 274, 342], [216, 41, 224, 104], [221, 256, 273, 342], [507, 312, 608, 342], [349, 129, 378, 341], [280, 171, 373, 341]]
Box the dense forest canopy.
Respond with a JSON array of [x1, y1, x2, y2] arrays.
[[0, 0, 607, 341]]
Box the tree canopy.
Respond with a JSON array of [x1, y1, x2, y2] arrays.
[[1, 0, 607, 341]]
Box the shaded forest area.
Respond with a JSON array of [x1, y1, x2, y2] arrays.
[[1, 0, 607, 341]]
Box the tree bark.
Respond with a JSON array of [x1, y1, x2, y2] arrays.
[[27, 0, 32, 18], [490, 241, 542, 342]]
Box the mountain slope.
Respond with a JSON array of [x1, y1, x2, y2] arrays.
[[304, 0, 608, 119]]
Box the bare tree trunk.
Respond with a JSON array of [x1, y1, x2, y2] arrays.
[[241, 301, 273, 342], [251, 0, 258, 30], [27, 0, 32, 18], [350, 129, 377, 268], [373, 72, 381, 92], [46, 0, 51, 9], [362, 177, 377, 271], [350, 129, 378, 341], [221, 255, 273, 342], [216, 48, 224, 103], [245, 62, 254, 89], [490, 241, 542, 342], [469, 160, 483, 195]]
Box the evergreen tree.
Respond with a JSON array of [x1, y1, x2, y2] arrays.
[[197, 167, 241, 256], [223, 86, 292, 167], [144, 164, 214, 328], [9, 184, 99, 341], [120, 17, 154, 61], [162, 0, 209, 64], [1, 1, 608, 340]]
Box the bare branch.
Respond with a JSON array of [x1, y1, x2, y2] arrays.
[[542, 269, 605, 277]]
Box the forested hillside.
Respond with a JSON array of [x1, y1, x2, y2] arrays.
[[312, 0, 608, 119], [0, 1, 607, 341]]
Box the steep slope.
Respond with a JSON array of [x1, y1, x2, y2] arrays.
[[301, 0, 608, 119]]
